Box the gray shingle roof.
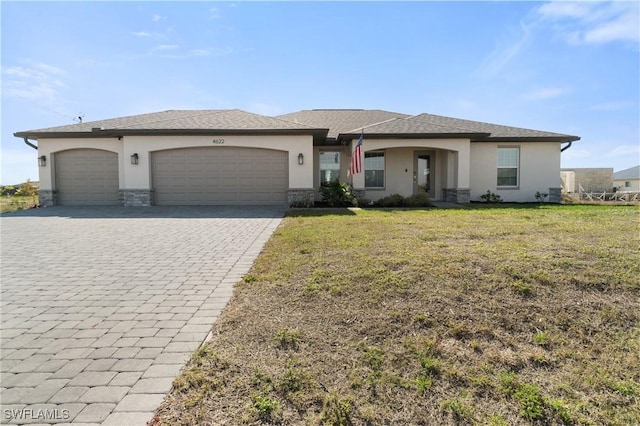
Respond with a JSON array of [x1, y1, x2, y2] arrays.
[[351, 114, 488, 136], [613, 165, 640, 180], [278, 110, 579, 142], [339, 113, 579, 141], [15, 108, 579, 143], [408, 113, 576, 140], [15, 109, 319, 137], [276, 109, 409, 139]]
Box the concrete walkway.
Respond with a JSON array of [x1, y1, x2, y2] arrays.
[[0, 206, 284, 425]]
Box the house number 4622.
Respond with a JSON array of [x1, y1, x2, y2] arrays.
[[212, 138, 225, 144]]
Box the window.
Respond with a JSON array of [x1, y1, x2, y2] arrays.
[[497, 147, 519, 187], [625, 181, 631, 188], [365, 151, 385, 188], [319, 151, 341, 185]]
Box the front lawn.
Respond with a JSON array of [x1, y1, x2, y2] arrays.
[[153, 205, 639, 425]]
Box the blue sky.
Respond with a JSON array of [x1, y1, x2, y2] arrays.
[[2, 1, 638, 184]]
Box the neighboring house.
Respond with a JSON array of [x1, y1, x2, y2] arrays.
[[560, 168, 614, 193], [14, 109, 579, 207], [613, 165, 640, 192]]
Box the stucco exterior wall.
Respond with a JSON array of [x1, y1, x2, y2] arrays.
[[560, 170, 576, 193], [37, 134, 314, 192], [470, 142, 561, 202], [614, 178, 640, 192]]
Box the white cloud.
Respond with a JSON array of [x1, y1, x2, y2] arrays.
[[3, 66, 33, 78], [606, 144, 640, 158], [478, 2, 638, 77], [131, 30, 168, 40], [153, 44, 179, 51], [583, 8, 639, 44], [1, 63, 66, 104], [537, 2, 594, 21], [34, 63, 65, 75], [190, 49, 211, 57], [587, 101, 634, 111], [536, 1, 639, 45], [523, 87, 569, 101], [152, 14, 166, 22], [210, 7, 220, 19], [2, 63, 65, 81], [478, 20, 535, 76], [150, 46, 233, 59]]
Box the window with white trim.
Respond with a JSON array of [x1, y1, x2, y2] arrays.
[[497, 147, 519, 187], [365, 151, 385, 188], [319, 151, 341, 185]]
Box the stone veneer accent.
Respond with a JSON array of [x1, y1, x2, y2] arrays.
[[548, 187, 562, 204], [442, 188, 470, 204], [287, 189, 315, 207], [120, 189, 153, 207], [38, 190, 57, 207]]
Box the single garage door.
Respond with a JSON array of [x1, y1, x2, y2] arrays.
[[152, 147, 288, 205], [55, 149, 119, 206]]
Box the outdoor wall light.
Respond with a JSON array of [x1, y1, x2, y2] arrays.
[[298, 153, 304, 165], [38, 155, 46, 167], [131, 153, 139, 165]]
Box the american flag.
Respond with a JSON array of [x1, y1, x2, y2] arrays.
[[348, 132, 363, 177]]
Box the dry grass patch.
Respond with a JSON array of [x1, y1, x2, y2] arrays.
[[152, 205, 639, 425], [0, 195, 39, 213]]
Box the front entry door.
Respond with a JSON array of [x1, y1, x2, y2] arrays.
[[414, 152, 435, 198]]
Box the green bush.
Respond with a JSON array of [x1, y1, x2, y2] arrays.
[[1, 186, 17, 196], [515, 383, 544, 420], [480, 190, 502, 203], [273, 328, 299, 350], [355, 197, 371, 207], [374, 194, 405, 207], [319, 180, 356, 207], [252, 394, 281, 422], [535, 191, 549, 203], [404, 192, 432, 207], [373, 193, 432, 208]]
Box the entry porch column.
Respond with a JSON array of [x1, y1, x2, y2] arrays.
[[442, 141, 471, 203]]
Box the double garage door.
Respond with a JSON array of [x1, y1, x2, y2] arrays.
[[54, 147, 288, 206], [152, 147, 288, 205]]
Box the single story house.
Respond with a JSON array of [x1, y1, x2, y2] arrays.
[[613, 165, 640, 192], [14, 109, 580, 207]]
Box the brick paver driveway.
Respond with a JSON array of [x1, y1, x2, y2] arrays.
[[0, 206, 284, 425]]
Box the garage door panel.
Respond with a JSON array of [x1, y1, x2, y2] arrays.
[[152, 147, 288, 205], [55, 149, 119, 206], [238, 177, 254, 186]]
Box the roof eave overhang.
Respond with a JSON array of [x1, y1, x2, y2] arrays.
[[14, 128, 329, 140], [337, 132, 489, 142], [473, 135, 581, 143]]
